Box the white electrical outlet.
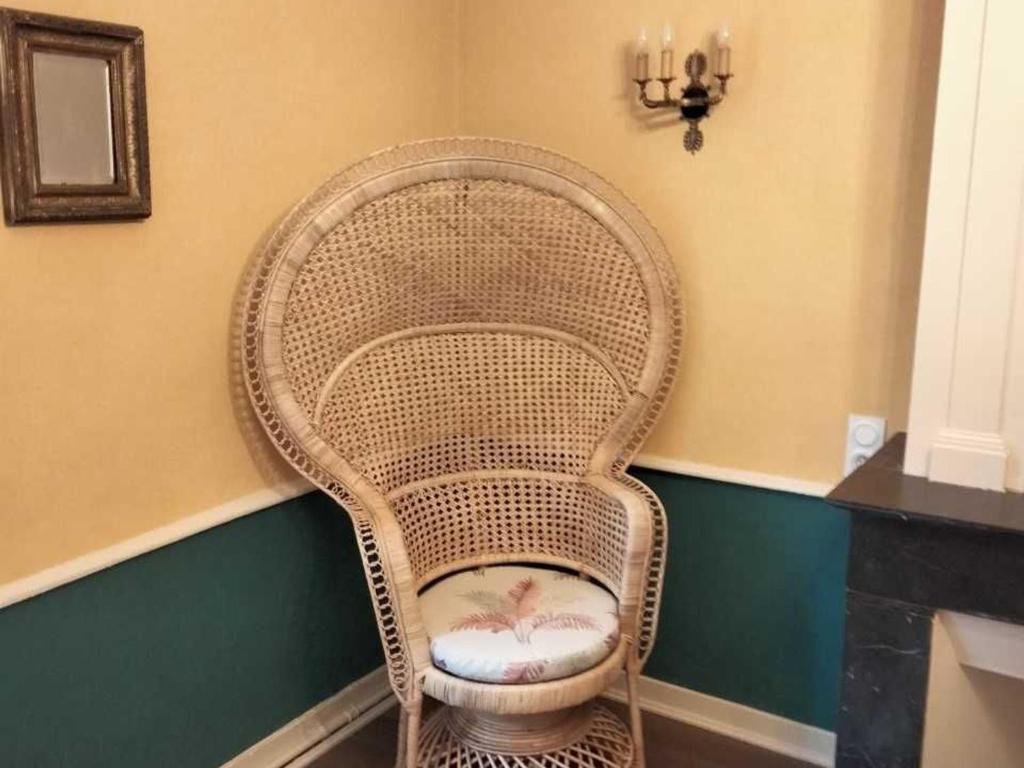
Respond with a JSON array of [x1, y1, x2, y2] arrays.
[[844, 414, 886, 477]]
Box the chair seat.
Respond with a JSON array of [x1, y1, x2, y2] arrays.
[[419, 565, 619, 685]]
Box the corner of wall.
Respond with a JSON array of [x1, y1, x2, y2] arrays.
[[453, 0, 466, 135]]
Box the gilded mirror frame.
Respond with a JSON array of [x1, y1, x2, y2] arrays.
[[0, 8, 150, 224]]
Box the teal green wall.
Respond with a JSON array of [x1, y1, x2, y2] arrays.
[[0, 471, 848, 766], [634, 468, 850, 731], [0, 492, 381, 768]]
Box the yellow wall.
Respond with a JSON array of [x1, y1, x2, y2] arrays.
[[1, 0, 943, 584], [0, 0, 460, 583], [460, 0, 943, 482]]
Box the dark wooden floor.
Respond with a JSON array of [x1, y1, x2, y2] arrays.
[[309, 699, 816, 768]]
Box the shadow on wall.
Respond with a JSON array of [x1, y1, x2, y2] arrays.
[[851, 0, 944, 427], [227, 207, 306, 489]]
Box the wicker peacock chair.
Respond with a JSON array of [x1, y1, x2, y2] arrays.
[[241, 138, 682, 768]]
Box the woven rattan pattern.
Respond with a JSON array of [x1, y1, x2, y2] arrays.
[[615, 474, 668, 664], [418, 704, 634, 768], [318, 331, 625, 493], [241, 139, 682, 765], [282, 178, 650, 427], [392, 476, 628, 590]]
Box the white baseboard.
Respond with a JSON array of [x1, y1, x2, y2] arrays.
[[222, 666, 395, 768], [222, 665, 835, 768], [928, 428, 1009, 491], [0, 454, 829, 610], [604, 673, 836, 767]]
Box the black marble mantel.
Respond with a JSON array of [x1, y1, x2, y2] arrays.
[[827, 434, 1024, 768]]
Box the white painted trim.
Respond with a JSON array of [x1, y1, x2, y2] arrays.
[[283, 696, 396, 768], [632, 453, 832, 498], [940, 610, 1024, 682], [906, 0, 1024, 491], [222, 666, 394, 768], [0, 454, 828, 611], [605, 674, 836, 768], [0, 477, 314, 610], [928, 428, 1008, 491], [905, 0, 987, 479]]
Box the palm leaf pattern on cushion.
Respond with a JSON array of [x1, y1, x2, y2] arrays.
[[603, 609, 621, 650], [501, 660, 547, 684], [452, 576, 604, 644], [458, 590, 514, 615], [436, 570, 620, 685], [507, 577, 542, 619], [450, 611, 517, 633], [603, 627, 621, 651], [528, 613, 601, 633]]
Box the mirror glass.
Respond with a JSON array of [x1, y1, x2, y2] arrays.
[[32, 51, 114, 186]]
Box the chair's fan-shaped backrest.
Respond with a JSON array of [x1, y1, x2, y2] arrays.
[[242, 139, 682, 502]]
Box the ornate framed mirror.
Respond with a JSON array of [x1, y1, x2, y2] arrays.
[[0, 8, 150, 224]]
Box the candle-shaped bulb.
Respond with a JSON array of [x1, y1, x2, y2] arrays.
[[715, 23, 732, 77], [636, 27, 649, 54], [659, 23, 674, 79], [635, 28, 650, 81]]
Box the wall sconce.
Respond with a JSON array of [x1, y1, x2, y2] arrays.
[[633, 24, 733, 154]]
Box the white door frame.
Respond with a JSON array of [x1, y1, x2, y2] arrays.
[[905, 0, 1024, 492]]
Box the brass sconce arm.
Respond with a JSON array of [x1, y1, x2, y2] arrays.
[[632, 48, 733, 154], [699, 73, 731, 105], [635, 78, 679, 109], [635, 72, 731, 110]]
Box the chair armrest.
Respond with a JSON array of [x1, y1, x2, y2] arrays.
[[347, 489, 433, 702], [582, 474, 654, 643], [612, 474, 669, 666]]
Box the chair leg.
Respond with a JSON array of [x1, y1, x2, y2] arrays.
[[394, 705, 408, 768], [626, 654, 646, 768], [403, 691, 423, 768]]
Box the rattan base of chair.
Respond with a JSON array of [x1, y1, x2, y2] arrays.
[[416, 702, 634, 767]]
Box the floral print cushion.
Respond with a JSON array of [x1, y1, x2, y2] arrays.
[[419, 565, 619, 685]]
